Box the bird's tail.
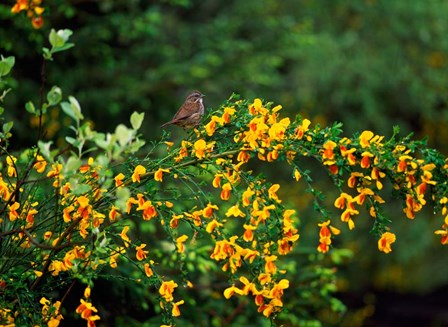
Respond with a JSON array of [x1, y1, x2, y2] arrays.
[[160, 121, 172, 128]]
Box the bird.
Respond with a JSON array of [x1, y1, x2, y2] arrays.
[[160, 90, 205, 129]]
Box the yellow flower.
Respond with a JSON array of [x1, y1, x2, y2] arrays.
[[378, 232, 396, 253], [6, 156, 17, 177], [212, 173, 221, 188], [223, 285, 244, 299], [84, 286, 91, 298], [144, 262, 154, 277], [206, 219, 223, 233], [108, 205, 120, 221], [225, 204, 245, 218], [11, 0, 29, 13], [193, 139, 207, 159], [242, 187, 255, 206], [176, 235, 188, 253], [77, 196, 90, 208], [322, 140, 337, 162], [8, 202, 20, 221], [205, 116, 224, 136], [360, 130, 374, 148], [203, 203, 219, 218], [172, 300, 184, 317], [264, 255, 277, 274], [268, 184, 281, 203], [154, 168, 170, 182], [293, 168, 301, 181], [47, 163, 62, 178], [114, 173, 125, 187], [295, 118, 311, 139], [132, 165, 146, 183], [317, 220, 340, 253], [137, 200, 158, 220], [33, 154, 47, 173], [76, 299, 100, 325], [159, 280, 178, 302], [243, 224, 257, 242], [222, 106, 236, 123], [119, 226, 131, 247], [248, 98, 268, 115], [136, 243, 148, 261]]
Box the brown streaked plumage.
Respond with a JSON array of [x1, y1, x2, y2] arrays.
[[160, 90, 205, 129]]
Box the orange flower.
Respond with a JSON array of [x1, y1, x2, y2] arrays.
[[154, 168, 170, 182], [223, 285, 244, 299], [114, 173, 125, 187], [76, 299, 100, 326], [119, 226, 131, 247], [206, 219, 223, 233], [340, 144, 356, 165], [203, 203, 219, 218], [264, 255, 277, 274], [221, 183, 232, 201], [137, 200, 157, 220], [212, 173, 221, 188], [8, 202, 20, 221], [243, 224, 257, 242], [242, 187, 255, 206], [136, 243, 148, 261], [222, 107, 236, 123], [159, 280, 178, 302], [33, 154, 47, 173], [317, 220, 340, 253], [172, 300, 184, 317], [360, 151, 374, 168], [108, 206, 120, 221], [144, 262, 154, 277], [322, 140, 337, 161], [294, 118, 311, 139], [378, 232, 396, 253]]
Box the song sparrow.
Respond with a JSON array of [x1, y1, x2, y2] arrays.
[[160, 90, 205, 129]]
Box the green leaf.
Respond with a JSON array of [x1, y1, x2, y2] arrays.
[[130, 111, 145, 130], [49, 29, 73, 49], [25, 101, 36, 114], [2, 121, 13, 134], [51, 43, 75, 54], [42, 48, 52, 60], [49, 29, 65, 48], [70, 183, 92, 195], [38, 140, 53, 161], [61, 102, 76, 121], [66, 156, 82, 172], [115, 187, 131, 212], [115, 124, 133, 146], [128, 139, 146, 153], [47, 86, 62, 106], [65, 136, 76, 145], [61, 96, 84, 122], [68, 96, 84, 120], [0, 56, 15, 77]]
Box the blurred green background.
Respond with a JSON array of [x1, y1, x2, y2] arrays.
[[1, 0, 448, 326]]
